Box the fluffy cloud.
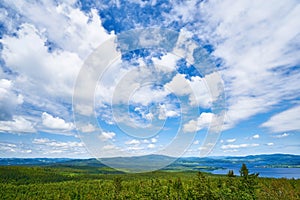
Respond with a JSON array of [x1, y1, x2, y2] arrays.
[[32, 138, 87, 157], [221, 143, 259, 150], [158, 103, 180, 120], [252, 134, 260, 139], [33, 138, 83, 148], [79, 123, 96, 133], [99, 131, 116, 141], [193, 140, 200, 145], [1, 0, 111, 58], [261, 106, 300, 133], [0, 0, 113, 134], [41, 112, 74, 131], [151, 138, 158, 143], [273, 133, 290, 139], [0, 79, 23, 121], [164, 74, 191, 96], [226, 138, 236, 143], [2, 23, 81, 101], [0, 142, 32, 156], [199, 0, 300, 129], [125, 139, 140, 145], [152, 53, 178, 72], [147, 143, 155, 149], [0, 116, 35, 133], [164, 73, 212, 108], [183, 112, 213, 133]]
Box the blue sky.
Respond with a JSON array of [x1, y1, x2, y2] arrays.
[[0, 0, 299, 158]]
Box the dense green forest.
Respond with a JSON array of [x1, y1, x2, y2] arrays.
[[0, 164, 299, 200]]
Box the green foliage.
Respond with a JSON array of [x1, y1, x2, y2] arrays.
[[240, 163, 249, 177], [227, 170, 235, 177], [0, 165, 299, 199]]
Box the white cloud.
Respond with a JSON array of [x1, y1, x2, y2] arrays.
[[158, 103, 180, 120], [103, 145, 117, 150], [2, 1, 112, 58], [252, 134, 260, 139], [164, 74, 191, 96], [99, 131, 116, 141], [0, 1, 114, 134], [31, 137, 87, 157], [125, 139, 140, 145], [273, 133, 290, 138], [0, 79, 23, 121], [193, 140, 200, 145], [221, 143, 259, 150], [198, 0, 300, 129], [164, 73, 212, 108], [0, 142, 17, 153], [152, 53, 178, 72], [32, 138, 50, 144], [0, 142, 33, 156], [0, 116, 35, 133], [42, 112, 74, 131], [147, 143, 155, 149], [2, 23, 82, 100], [183, 112, 213, 132], [79, 123, 96, 133], [33, 138, 83, 148], [142, 139, 150, 144], [151, 138, 158, 143], [261, 106, 300, 133], [266, 142, 274, 146], [127, 146, 144, 151], [226, 138, 236, 143]]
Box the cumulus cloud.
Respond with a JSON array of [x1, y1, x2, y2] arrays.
[[198, 0, 300, 129], [1, 0, 112, 58], [32, 138, 87, 157], [99, 131, 116, 141], [0, 142, 33, 156], [79, 123, 96, 133], [221, 143, 259, 150], [164, 73, 212, 108], [0, 79, 23, 121], [273, 133, 290, 139], [226, 138, 236, 143], [193, 140, 200, 145], [261, 106, 300, 133], [41, 112, 74, 131], [147, 143, 155, 149], [0, 0, 113, 134], [252, 134, 260, 139], [2, 23, 81, 101], [158, 103, 180, 120], [33, 138, 83, 148], [125, 139, 140, 145], [151, 138, 158, 143], [0, 116, 35, 133], [183, 112, 213, 132], [152, 53, 178, 72]]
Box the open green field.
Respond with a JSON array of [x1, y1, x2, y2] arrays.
[[0, 165, 299, 199]]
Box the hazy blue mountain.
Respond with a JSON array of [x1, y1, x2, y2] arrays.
[[1, 154, 299, 170]]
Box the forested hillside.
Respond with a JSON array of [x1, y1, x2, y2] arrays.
[[0, 165, 299, 199]]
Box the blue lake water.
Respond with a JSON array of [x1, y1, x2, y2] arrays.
[[206, 167, 300, 179]]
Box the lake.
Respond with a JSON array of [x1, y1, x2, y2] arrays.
[[207, 167, 300, 179]]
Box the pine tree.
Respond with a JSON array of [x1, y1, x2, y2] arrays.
[[227, 170, 235, 177], [239, 163, 249, 177]]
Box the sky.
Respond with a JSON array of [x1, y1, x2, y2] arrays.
[[0, 0, 299, 159]]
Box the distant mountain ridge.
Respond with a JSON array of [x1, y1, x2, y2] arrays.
[[1, 154, 299, 170]]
